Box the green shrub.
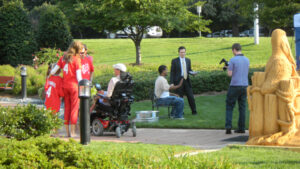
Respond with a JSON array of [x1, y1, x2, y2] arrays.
[[0, 104, 62, 140], [12, 65, 46, 95], [0, 137, 109, 168], [0, 136, 236, 168], [0, 1, 37, 66], [35, 3, 72, 50], [0, 65, 16, 76]]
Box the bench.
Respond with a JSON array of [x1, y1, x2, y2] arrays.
[[0, 76, 15, 90], [150, 89, 174, 118]]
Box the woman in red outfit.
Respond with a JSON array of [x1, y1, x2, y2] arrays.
[[49, 41, 83, 137], [80, 45, 94, 81]]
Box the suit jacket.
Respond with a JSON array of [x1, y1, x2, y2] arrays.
[[170, 57, 193, 86]]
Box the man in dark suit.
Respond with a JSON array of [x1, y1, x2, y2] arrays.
[[170, 46, 197, 115]]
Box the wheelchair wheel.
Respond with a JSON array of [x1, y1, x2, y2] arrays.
[[115, 126, 121, 138], [132, 124, 137, 137], [92, 119, 104, 136]]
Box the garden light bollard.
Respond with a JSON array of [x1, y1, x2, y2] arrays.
[[78, 79, 92, 145], [20, 66, 27, 100]]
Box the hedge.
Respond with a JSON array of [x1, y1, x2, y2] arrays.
[[0, 136, 236, 168], [0, 64, 264, 101]]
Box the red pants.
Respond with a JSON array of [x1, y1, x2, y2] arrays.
[[63, 87, 79, 125]]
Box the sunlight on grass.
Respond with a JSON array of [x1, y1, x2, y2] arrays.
[[131, 94, 249, 129], [80, 37, 295, 68]]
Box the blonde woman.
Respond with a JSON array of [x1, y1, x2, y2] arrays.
[[49, 41, 83, 137]]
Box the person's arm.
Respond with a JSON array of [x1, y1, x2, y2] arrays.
[[49, 57, 63, 78], [59, 78, 64, 97], [89, 60, 94, 82], [227, 59, 233, 77], [188, 58, 192, 72], [170, 59, 176, 84], [75, 58, 82, 82], [170, 93, 179, 97], [76, 69, 82, 82], [227, 70, 232, 77], [169, 78, 183, 90], [106, 78, 116, 98], [187, 58, 197, 76], [90, 72, 94, 82], [49, 65, 60, 78]]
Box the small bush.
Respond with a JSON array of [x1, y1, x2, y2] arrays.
[[0, 1, 37, 66], [0, 137, 109, 168], [0, 104, 62, 140], [0, 65, 16, 76], [32, 48, 63, 68]]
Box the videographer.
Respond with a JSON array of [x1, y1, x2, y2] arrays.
[[225, 43, 249, 134]]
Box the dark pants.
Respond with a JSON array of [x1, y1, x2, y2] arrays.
[[176, 79, 197, 114], [225, 86, 247, 130]]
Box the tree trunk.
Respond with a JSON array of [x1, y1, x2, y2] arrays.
[[79, 30, 83, 39], [232, 22, 239, 37], [134, 40, 142, 65]]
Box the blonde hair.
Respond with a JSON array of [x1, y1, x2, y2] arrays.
[[63, 41, 83, 63]]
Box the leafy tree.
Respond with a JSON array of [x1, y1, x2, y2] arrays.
[[238, 0, 299, 35], [201, 0, 250, 36], [35, 3, 72, 50], [59, 0, 211, 65], [0, 1, 37, 66]]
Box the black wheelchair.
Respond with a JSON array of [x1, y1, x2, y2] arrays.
[[90, 72, 136, 138]]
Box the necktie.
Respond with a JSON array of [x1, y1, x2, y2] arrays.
[[182, 59, 187, 80]]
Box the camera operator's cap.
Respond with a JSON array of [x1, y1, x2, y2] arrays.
[[113, 63, 127, 72]]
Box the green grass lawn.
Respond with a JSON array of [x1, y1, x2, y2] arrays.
[[130, 94, 249, 129], [84, 141, 300, 169], [209, 145, 300, 169], [80, 37, 296, 68]]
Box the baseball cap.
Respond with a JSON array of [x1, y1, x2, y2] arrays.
[[113, 63, 127, 72]]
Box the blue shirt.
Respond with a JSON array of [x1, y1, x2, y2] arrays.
[[228, 54, 249, 86]]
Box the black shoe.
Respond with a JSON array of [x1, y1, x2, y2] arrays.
[[226, 128, 232, 134], [234, 129, 245, 134], [192, 112, 197, 115]]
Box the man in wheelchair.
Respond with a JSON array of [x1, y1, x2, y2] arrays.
[[90, 63, 136, 137], [92, 63, 128, 112]]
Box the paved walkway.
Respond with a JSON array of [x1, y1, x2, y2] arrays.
[[59, 128, 248, 150], [0, 98, 248, 150]]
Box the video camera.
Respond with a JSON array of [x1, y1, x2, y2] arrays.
[[219, 58, 229, 71]]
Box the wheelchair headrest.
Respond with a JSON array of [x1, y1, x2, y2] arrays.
[[120, 72, 132, 81]]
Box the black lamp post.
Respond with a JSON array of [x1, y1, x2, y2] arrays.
[[78, 79, 92, 145], [20, 66, 27, 100]]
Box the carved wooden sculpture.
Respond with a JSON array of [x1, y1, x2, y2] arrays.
[[247, 29, 300, 146]]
